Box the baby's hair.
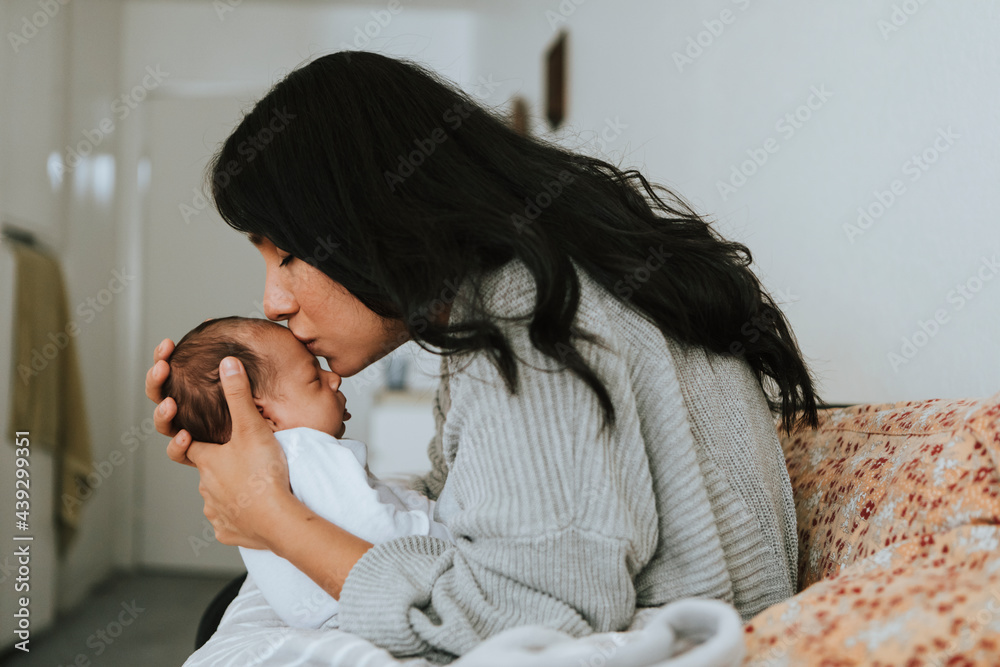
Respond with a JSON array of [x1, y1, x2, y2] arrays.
[[162, 316, 281, 443]]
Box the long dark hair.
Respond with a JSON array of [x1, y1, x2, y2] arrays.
[[208, 51, 820, 434]]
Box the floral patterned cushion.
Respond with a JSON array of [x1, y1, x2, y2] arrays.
[[783, 393, 1000, 589], [744, 524, 1000, 665], [742, 392, 1000, 665]]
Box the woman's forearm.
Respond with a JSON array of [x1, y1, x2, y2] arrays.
[[265, 493, 374, 599]]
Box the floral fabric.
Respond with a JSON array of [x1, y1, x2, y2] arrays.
[[743, 392, 1000, 665], [784, 394, 1000, 589], [744, 524, 1000, 666]]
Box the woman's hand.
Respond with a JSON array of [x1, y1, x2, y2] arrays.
[[146, 340, 294, 549], [184, 356, 295, 551]]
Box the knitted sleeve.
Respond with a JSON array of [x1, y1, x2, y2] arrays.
[[336, 324, 658, 661]]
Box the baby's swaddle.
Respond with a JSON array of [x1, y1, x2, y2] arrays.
[[239, 427, 454, 629]]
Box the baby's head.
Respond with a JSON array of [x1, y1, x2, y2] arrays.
[[162, 316, 349, 443]]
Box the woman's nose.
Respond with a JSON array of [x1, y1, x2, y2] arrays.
[[262, 276, 296, 321]]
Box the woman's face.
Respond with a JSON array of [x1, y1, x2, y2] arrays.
[[251, 235, 409, 377]]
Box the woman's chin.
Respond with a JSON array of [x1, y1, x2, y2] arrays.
[[322, 355, 349, 376], [328, 359, 364, 379]]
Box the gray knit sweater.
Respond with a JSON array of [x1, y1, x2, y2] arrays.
[[338, 257, 797, 662]]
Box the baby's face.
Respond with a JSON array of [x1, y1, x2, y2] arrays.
[[255, 327, 350, 438]]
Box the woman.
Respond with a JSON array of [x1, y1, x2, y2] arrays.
[[146, 51, 819, 663]]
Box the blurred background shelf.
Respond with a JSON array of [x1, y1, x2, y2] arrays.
[[367, 387, 436, 479]]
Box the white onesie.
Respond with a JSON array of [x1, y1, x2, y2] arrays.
[[238, 427, 454, 629]]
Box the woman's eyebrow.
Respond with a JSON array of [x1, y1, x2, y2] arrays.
[[247, 233, 264, 246]]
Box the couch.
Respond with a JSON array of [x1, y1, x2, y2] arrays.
[[743, 392, 1000, 665]]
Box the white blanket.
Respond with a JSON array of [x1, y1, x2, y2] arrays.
[[184, 574, 744, 667]]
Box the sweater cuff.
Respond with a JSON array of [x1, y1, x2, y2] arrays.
[[338, 535, 453, 658]]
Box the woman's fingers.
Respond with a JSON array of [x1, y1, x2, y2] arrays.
[[145, 338, 175, 403], [219, 357, 273, 439], [146, 338, 179, 437], [154, 395, 179, 438], [166, 429, 197, 468], [154, 337, 175, 363], [145, 359, 168, 403]]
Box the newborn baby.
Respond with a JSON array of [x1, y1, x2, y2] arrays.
[[162, 316, 452, 629]]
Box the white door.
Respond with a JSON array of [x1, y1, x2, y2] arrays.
[[137, 95, 268, 572]]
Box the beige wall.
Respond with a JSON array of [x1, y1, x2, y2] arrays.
[[470, 0, 1000, 405], [1, 0, 124, 642]]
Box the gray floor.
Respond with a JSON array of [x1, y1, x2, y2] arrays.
[[1, 570, 237, 667]]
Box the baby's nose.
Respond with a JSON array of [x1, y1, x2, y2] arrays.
[[326, 371, 342, 392]]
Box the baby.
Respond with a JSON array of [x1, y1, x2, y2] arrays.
[[162, 316, 453, 629]]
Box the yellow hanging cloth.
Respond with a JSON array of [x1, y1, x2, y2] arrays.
[[8, 242, 94, 556]]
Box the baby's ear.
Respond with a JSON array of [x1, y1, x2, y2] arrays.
[[256, 402, 280, 432]]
